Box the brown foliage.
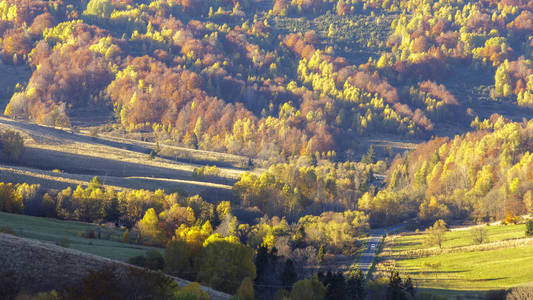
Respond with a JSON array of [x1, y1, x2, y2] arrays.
[[1, 28, 31, 64], [29, 12, 56, 37], [419, 81, 459, 105]]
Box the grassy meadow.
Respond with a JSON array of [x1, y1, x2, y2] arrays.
[[0, 211, 160, 261], [375, 222, 533, 298], [399, 245, 533, 290], [391, 223, 527, 252]]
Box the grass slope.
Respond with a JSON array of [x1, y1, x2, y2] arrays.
[[0, 117, 237, 199], [400, 246, 533, 290], [0, 211, 159, 261], [375, 223, 533, 298]]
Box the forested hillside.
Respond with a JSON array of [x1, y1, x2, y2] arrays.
[[1, 1, 533, 298], [0, 0, 530, 162], [362, 116, 533, 226]]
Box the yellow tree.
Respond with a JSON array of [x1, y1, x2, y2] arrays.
[[138, 208, 164, 245]]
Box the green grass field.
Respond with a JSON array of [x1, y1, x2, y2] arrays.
[[0, 211, 160, 261], [379, 223, 533, 296], [392, 223, 526, 252], [399, 245, 533, 290]]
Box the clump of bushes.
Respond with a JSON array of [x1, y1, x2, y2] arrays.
[[127, 249, 165, 270], [56, 238, 71, 248], [193, 165, 219, 178], [0, 226, 15, 235]]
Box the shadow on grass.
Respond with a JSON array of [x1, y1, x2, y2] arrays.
[[392, 241, 419, 249], [415, 270, 469, 276], [415, 287, 492, 300]]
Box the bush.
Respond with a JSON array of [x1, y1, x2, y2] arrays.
[[177, 282, 210, 300], [56, 238, 71, 248], [128, 255, 147, 267], [483, 289, 506, 300], [0, 226, 15, 235], [144, 249, 165, 270], [506, 285, 533, 300], [63, 267, 178, 299], [78, 229, 97, 239], [128, 250, 165, 270], [193, 166, 219, 178]]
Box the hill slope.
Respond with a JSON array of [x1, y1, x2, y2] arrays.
[[0, 232, 231, 299]]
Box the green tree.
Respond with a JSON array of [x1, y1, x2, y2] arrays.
[[235, 277, 254, 300], [386, 271, 414, 300], [424, 219, 447, 249], [198, 235, 256, 294], [144, 249, 165, 270], [347, 268, 365, 300], [165, 240, 194, 278], [290, 276, 326, 300], [103, 196, 120, 222], [362, 145, 376, 164], [526, 220, 533, 237], [281, 259, 298, 291], [0, 130, 24, 162], [177, 282, 210, 300]]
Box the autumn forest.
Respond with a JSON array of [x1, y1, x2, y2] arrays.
[[0, 0, 532, 299]]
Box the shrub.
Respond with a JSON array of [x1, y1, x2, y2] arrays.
[[0, 226, 15, 235], [177, 282, 210, 300], [83, 230, 97, 239], [123, 229, 129, 242], [483, 289, 506, 300], [526, 220, 533, 237], [128, 250, 165, 270], [56, 238, 71, 248], [128, 255, 147, 267], [144, 249, 165, 270], [506, 285, 533, 300], [193, 165, 220, 178], [63, 267, 178, 299]]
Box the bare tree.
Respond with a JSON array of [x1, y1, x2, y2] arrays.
[[471, 226, 489, 244]]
